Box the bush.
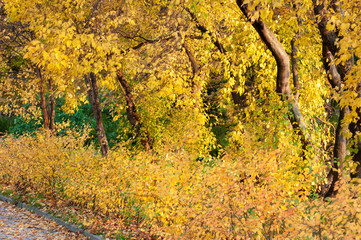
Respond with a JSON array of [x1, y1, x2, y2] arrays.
[[1, 131, 361, 239]]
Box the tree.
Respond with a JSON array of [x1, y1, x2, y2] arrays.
[[0, 2, 56, 130], [236, 0, 309, 152], [4, 0, 361, 196], [234, 0, 361, 196]]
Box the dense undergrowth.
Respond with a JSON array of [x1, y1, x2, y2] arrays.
[[1, 130, 361, 239]]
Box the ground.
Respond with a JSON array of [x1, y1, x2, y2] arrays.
[[0, 201, 87, 240]]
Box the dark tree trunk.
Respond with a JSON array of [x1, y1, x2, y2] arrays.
[[350, 107, 361, 178], [116, 70, 153, 151], [313, 1, 342, 88], [321, 106, 349, 197], [35, 66, 50, 130], [48, 78, 56, 131], [313, 0, 356, 196], [291, 36, 300, 101], [185, 7, 226, 54], [183, 41, 201, 108], [236, 0, 309, 150], [85, 73, 109, 156], [290, 3, 301, 102]]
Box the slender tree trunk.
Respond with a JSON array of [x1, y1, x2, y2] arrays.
[[116, 70, 153, 151], [236, 0, 309, 150], [290, 2, 302, 103], [48, 78, 56, 131], [183, 41, 201, 108], [185, 7, 226, 54], [350, 106, 361, 178], [313, 1, 342, 88], [35, 66, 50, 130], [85, 73, 109, 156], [291, 36, 300, 101], [322, 106, 349, 197]]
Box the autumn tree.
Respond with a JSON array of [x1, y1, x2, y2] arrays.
[[0, 2, 56, 131], [4, 0, 361, 196], [236, 0, 309, 153]]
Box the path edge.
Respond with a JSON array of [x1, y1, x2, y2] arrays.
[[0, 194, 104, 240]]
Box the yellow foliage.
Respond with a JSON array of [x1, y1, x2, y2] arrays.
[[2, 0, 361, 238], [1, 131, 360, 239]]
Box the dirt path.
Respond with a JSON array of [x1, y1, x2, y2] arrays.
[[0, 201, 87, 240]]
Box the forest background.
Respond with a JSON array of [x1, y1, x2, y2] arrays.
[[1, 0, 361, 239]]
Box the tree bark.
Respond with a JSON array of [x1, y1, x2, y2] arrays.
[[321, 106, 349, 197], [291, 36, 300, 101], [313, 0, 355, 196], [85, 73, 109, 156], [116, 70, 153, 151], [183, 41, 201, 108], [236, 0, 309, 150], [350, 106, 361, 178], [313, 1, 341, 89], [35, 66, 50, 130], [48, 78, 56, 131], [289, 2, 302, 101]]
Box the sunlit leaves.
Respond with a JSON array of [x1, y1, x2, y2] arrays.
[[2, 131, 361, 238]]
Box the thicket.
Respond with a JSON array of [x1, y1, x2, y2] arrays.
[[1, 131, 361, 239]]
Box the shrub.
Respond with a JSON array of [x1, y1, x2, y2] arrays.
[[1, 131, 361, 239]]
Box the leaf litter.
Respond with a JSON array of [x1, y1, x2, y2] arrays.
[[0, 201, 87, 240]]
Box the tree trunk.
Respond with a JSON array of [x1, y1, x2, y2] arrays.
[[313, 1, 341, 88], [313, 0, 355, 196], [350, 106, 361, 178], [291, 36, 300, 101], [321, 106, 349, 197], [48, 78, 56, 131], [183, 41, 201, 108], [85, 73, 109, 156], [35, 66, 50, 130], [116, 70, 153, 151], [236, 0, 309, 150]]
